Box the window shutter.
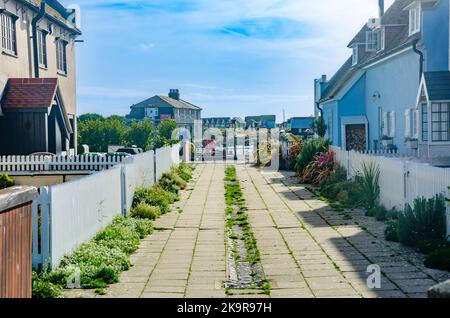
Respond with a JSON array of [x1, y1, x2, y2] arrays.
[[413, 109, 419, 138], [405, 109, 411, 137], [382, 112, 388, 136], [390, 111, 396, 137]]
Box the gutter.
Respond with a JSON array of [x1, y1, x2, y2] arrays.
[[32, 1, 46, 79], [412, 39, 424, 82]]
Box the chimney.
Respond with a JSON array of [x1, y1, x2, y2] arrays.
[[379, 0, 385, 19], [169, 89, 180, 100], [321, 75, 327, 83]]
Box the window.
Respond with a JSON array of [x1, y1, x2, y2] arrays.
[[409, 5, 421, 35], [421, 103, 428, 141], [352, 46, 358, 66], [431, 103, 450, 141], [37, 30, 47, 67], [405, 109, 412, 137], [366, 30, 379, 52], [0, 12, 17, 55], [327, 109, 333, 142], [56, 39, 67, 74]]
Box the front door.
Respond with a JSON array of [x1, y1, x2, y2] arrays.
[[345, 124, 366, 151]]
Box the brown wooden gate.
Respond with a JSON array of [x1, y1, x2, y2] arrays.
[[0, 187, 37, 298]]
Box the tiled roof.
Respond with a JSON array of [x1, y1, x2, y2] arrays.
[[319, 57, 356, 103], [320, 0, 419, 104], [0, 78, 58, 110], [131, 95, 202, 110], [423, 71, 450, 101]]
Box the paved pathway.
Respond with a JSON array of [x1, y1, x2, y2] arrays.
[[101, 163, 227, 298], [67, 163, 449, 298], [237, 165, 450, 298]]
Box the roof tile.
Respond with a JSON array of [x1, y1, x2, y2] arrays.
[[0, 78, 58, 110]]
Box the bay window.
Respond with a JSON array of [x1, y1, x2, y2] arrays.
[[431, 103, 450, 142]]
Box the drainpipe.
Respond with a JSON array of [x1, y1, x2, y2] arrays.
[[32, 1, 46, 79], [412, 39, 424, 82], [316, 102, 323, 117]]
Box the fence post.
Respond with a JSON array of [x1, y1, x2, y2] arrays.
[[120, 164, 127, 216], [32, 186, 52, 270], [153, 150, 157, 185]]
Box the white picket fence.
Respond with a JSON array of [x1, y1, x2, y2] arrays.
[[332, 146, 450, 235], [0, 154, 126, 172], [32, 144, 181, 268]]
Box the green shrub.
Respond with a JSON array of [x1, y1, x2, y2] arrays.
[[32, 272, 62, 298], [397, 195, 447, 247], [295, 138, 330, 174], [416, 240, 450, 255], [375, 205, 388, 221], [358, 162, 380, 210], [0, 173, 15, 190], [131, 203, 161, 220], [132, 186, 172, 213], [94, 225, 141, 255], [159, 171, 187, 194], [385, 220, 399, 242], [386, 207, 401, 220], [111, 216, 153, 239], [424, 247, 450, 271], [175, 163, 194, 181]]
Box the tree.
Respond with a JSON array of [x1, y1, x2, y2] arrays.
[[311, 116, 327, 138], [158, 120, 177, 140], [78, 113, 103, 122], [124, 119, 154, 149], [78, 117, 127, 152]]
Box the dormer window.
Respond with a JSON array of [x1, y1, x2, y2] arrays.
[[380, 27, 385, 51], [352, 46, 358, 66], [409, 3, 421, 35], [366, 30, 380, 52]]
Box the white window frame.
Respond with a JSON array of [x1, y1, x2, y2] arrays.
[[366, 30, 379, 52], [380, 27, 385, 51], [0, 12, 17, 55], [37, 29, 47, 68], [352, 46, 358, 66], [56, 39, 68, 74], [409, 4, 421, 36], [430, 102, 450, 142]]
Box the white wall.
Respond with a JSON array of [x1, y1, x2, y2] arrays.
[[33, 145, 181, 268], [333, 146, 450, 235]]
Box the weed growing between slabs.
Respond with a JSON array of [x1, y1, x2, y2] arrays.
[[224, 166, 269, 295]]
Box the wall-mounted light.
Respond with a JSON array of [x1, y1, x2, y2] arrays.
[[372, 91, 381, 101]]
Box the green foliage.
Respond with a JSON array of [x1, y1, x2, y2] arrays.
[[358, 162, 380, 210], [78, 117, 127, 152], [32, 271, 62, 298], [424, 247, 450, 271], [416, 240, 450, 255], [33, 216, 153, 296], [132, 186, 174, 213], [311, 116, 327, 138], [131, 203, 161, 220], [384, 220, 399, 242], [397, 195, 447, 247], [175, 163, 194, 182], [295, 138, 330, 174], [0, 173, 15, 189], [78, 113, 104, 122], [123, 119, 154, 149], [159, 170, 187, 194], [147, 120, 178, 150]]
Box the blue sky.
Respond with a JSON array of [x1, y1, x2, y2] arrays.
[[71, 0, 394, 122]]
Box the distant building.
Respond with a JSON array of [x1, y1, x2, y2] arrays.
[[0, 0, 82, 155], [245, 115, 276, 129], [203, 117, 231, 129], [127, 89, 202, 134], [282, 117, 314, 136]]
